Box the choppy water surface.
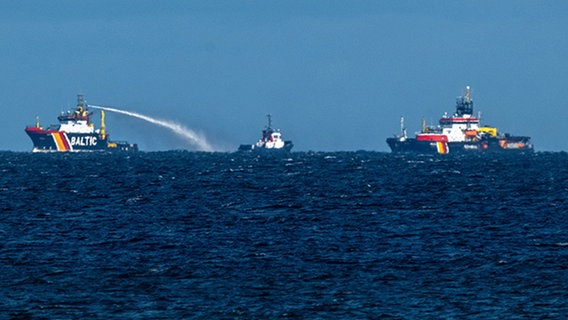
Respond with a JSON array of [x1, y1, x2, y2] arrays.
[[1, 151, 567, 319]]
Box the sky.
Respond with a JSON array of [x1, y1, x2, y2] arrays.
[[1, 0, 567, 152]]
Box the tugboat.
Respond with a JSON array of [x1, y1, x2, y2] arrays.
[[238, 114, 293, 152], [386, 86, 533, 154], [25, 95, 138, 152]]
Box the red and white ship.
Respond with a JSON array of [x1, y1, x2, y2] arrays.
[[387, 86, 533, 154], [25, 95, 138, 152], [238, 114, 293, 152]]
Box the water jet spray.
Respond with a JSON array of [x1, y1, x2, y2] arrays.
[[90, 105, 214, 152]]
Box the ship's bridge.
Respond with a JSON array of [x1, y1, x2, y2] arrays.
[[439, 116, 480, 142], [437, 86, 481, 142], [57, 112, 94, 133], [59, 120, 95, 134], [439, 114, 480, 126]]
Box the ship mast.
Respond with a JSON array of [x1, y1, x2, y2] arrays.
[[77, 94, 85, 106], [455, 86, 474, 116]]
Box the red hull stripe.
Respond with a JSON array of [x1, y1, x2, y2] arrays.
[[60, 132, 71, 150], [26, 127, 59, 134], [51, 132, 70, 151], [25, 128, 61, 134], [440, 117, 479, 122], [437, 142, 449, 154], [416, 134, 449, 142]]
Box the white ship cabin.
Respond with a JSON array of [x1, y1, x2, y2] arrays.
[[257, 130, 285, 149], [255, 114, 287, 149], [56, 95, 95, 134], [57, 114, 95, 134], [438, 86, 480, 142], [439, 112, 480, 142], [55, 109, 95, 134]]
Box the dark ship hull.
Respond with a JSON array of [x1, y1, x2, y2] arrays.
[[386, 136, 533, 154], [238, 141, 294, 153], [25, 128, 137, 152]]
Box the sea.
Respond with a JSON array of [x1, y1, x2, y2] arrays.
[[1, 151, 567, 319]]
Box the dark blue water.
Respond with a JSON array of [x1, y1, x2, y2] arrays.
[[1, 151, 567, 319]]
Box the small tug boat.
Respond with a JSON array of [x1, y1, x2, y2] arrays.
[[386, 86, 533, 154], [238, 114, 293, 152], [25, 95, 138, 152]]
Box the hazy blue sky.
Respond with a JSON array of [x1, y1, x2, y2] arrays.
[[2, 1, 567, 152]]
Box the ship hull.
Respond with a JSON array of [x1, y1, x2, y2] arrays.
[[25, 127, 137, 152], [238, 141, 294, 153], [386, 86, 533, 154], [386, 137, 532, 154]]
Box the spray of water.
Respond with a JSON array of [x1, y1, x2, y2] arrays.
[[90, 105, 215, 152]]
